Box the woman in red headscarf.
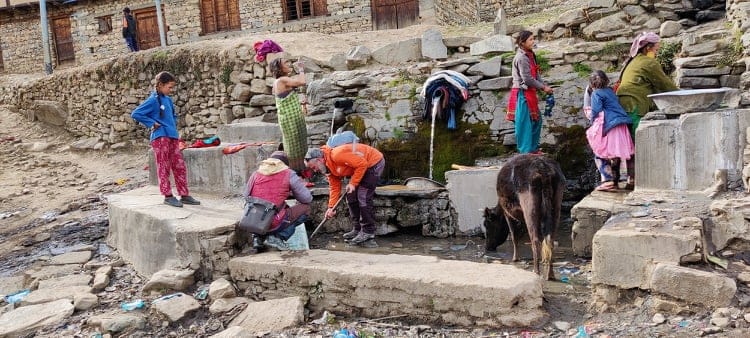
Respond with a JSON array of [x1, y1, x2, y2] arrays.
[[507, 30, 553, 154]]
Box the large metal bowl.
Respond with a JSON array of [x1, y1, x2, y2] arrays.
[[647, 88, 733, 115]]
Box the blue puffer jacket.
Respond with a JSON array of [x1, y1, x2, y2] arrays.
[[131, 91, 180, 142], [591, 87, 632, 135]]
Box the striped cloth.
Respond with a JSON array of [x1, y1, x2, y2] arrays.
[[275, 90, 308, 172]]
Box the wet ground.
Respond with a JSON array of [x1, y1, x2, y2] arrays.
[[308, 212, 594, 329]]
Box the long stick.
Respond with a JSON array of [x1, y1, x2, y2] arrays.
[[309, 192, 346, 239]]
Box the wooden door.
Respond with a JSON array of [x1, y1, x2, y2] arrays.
[[52, 16, 75, 64], [134, 7, 166, 50], [371, 0, 418, 30]]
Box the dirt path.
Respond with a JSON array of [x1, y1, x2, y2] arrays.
[[0, 106, 148, 273]]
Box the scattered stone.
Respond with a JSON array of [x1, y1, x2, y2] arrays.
[[152, 293, 201, 322], [230, 296, 304, 333], [700, 326, 722, 335], [209, 278, 236, 300], [20, 285, 92, 306], [744, 313, 750, 323], [650, 264, 736, 308], [212, 326, 251, 338], [391, 242, 403, 248], [553, 321, 571, 331], [652, 313, 666, 324], [469, 35, 514, 56], [92, 265, 113, 291], [73, 293, 98, 310], [0, 299, 74, 337], [33, 232, 51, 243], [142, 269, 195, 293], [421, 28, 447, 59], [346, 46, 371, 69], [49, 251, 92, 265], [37, 274, 92, 289], [24, 264, 83, 285], [209, 297, 250, 314], [89, 314, 146, 333], [710, 316, 730, 328]]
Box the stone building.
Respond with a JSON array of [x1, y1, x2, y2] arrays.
[[0, 0, 429, 74]]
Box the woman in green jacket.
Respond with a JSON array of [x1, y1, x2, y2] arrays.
[[616, 32, 678, 130], [615, 31, 678, 189]]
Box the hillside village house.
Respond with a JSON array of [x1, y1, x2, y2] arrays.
[[0, 0, 432, 74]]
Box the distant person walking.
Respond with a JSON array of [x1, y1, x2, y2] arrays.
[[131, 71, 200, 207], [122, 7, 139, 52]]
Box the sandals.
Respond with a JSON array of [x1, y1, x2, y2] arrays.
[[595, 181, 616, 192]]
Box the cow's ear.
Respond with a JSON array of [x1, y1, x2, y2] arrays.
[[483, 207, 491, 218]]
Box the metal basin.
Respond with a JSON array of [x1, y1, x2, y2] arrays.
[[648, 88, 734, 115]]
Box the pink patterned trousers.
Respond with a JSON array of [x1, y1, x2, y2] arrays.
[[152, 137, 189, 197]]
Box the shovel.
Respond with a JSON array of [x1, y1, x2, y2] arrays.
[[309, 193, 346, 240]]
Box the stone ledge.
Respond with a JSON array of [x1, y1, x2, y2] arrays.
[[229, 250, 546, 328], [570, 191, 633, 257], [592, 219, 701, 290], [147, 143, 278, 196], [107, 186, 240, 278]]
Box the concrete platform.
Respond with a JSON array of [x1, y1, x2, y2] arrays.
[[229, 250, 545, 328], [636, 109, 750, 191], [107, 186, 241, 278], [148, 143, 278, 195], [445, 168, 501, 235], [217, 121, 282, 144]]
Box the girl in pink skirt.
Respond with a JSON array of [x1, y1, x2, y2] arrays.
[[584, 70, 635, 191]]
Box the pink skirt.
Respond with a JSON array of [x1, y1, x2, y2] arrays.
[[586, 114, 634, 160]]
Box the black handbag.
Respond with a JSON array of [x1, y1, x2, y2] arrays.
[[238, 196, 279, 235]]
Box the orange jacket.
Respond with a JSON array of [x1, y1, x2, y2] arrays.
[[321, 143, 384, 208]]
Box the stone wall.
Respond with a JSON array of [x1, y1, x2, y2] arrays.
[[435, 0, 572, 26], [541, 0, 726, 41], [0, 0, 373, 75], [242, 0, 371, 33]]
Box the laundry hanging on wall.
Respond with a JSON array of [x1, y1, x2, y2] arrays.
[[420, 70, 471, 130]]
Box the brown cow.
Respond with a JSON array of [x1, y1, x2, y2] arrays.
[[484, 154, 565, 280]]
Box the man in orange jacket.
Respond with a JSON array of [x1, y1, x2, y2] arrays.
[[305, 143, 385, 245]]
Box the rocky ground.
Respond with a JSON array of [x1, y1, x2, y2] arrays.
[[2, 101, 749, 337]]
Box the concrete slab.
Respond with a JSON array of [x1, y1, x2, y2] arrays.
[[445, 168, 501, 235], [217, 121, 282, 144], [107, 186, 240, 278], [637, 109, 750, 191], [148, 143, 278, 195], [592, 218, 701, 290], [229, 250, 545, 328], [570, 191, 633, 257]]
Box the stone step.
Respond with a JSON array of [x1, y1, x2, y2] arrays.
[[217, 121, 282, 144], [148, 143, 279, 195], [107, 186, 242, 278], [228, 250, 545, 328], [570, 190, 632, 257]]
